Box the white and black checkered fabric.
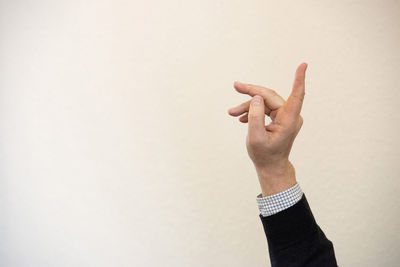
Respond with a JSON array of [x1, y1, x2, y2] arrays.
[[256, 183, 303, 217]]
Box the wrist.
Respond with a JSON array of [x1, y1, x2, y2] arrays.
[[255, 160, 297, 197]]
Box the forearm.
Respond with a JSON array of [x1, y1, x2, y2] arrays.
[[255, 160, 297, 197]]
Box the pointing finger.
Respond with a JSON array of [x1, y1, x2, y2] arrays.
[[233, 81, 285, 110], [228, 99, 272, 117]]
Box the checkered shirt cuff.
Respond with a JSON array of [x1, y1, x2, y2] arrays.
[[256, 183, 303, 217]]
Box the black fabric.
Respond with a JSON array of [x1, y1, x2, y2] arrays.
[[259, 194, 338, 267]]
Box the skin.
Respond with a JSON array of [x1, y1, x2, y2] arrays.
[[228, 63, 308, 197]]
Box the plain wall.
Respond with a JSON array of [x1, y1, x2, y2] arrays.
[[1, 0, 399, 266]]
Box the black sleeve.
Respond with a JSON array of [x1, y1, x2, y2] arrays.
[[259, 194, 338, 267]]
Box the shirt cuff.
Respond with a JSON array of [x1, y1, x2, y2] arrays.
[[256, 183, 303, 217]]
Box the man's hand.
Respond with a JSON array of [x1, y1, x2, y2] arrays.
[[228, 63, 308, 196]]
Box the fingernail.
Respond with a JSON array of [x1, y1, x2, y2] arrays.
[[235, 81, 243, 86], [252, 96, 261, 105]]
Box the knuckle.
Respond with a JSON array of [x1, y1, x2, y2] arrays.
[[248, 113, 259, 120], [295, 92, 304, 101], [298, 90, 305, 100], [297, 116, 304, 130], [270, 89, 278, 95]]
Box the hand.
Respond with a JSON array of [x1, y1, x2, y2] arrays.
[[228, 63, 308, 196]]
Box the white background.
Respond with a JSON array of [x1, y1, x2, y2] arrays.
[[1, 0, 399, 266]]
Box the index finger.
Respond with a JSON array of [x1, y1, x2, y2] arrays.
[[233, 81, 285, 110]]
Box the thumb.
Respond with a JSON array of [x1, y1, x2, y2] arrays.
[[248, 95, 266, 141]]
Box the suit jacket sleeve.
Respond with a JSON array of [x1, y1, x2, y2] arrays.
[[259, 194, 338, 267]]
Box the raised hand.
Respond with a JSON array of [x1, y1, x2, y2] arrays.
[[228, 63, 308, 196]]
